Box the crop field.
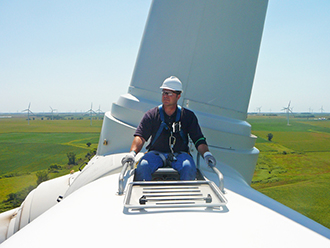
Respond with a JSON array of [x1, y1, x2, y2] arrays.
[[0, 114, 329, 230], [0, 116, 102, 211], [248, 114, 330, 229]]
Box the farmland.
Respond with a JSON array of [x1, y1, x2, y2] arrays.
[[248, 114, 330, 228], [0, 114, 330, 229], [0, 116, 102, 212]]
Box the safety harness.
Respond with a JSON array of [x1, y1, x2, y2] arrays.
[[150, 105, 187, 148], [149, 105, 188, 164]]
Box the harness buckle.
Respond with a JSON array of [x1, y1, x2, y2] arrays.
[[167, 153, 177, 162], [172, 121, 181, 133]]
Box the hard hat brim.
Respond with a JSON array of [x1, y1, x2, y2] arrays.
[[160, 86, 182, 93]]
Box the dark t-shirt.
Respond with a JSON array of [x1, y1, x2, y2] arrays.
[[134, 106, 207, 153]]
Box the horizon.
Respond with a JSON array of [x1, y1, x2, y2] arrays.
[[1, 110, 329, 116]]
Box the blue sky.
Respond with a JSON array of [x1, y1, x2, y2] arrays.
[[251, 1, 330, 113], [1, 1, 329, 114]]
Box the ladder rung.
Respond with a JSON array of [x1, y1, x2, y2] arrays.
[[143, 190, 201, 194], [143, 193, 203, 198], [139, 194, 212, 205]]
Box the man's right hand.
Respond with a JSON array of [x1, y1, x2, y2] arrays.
[[121, 151, 136, 165]]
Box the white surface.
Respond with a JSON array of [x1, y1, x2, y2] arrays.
[[130, 1, 267, 120], [1, 173, 329, 248]]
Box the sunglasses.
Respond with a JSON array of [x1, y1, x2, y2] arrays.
[[162, 90, 179, 96]]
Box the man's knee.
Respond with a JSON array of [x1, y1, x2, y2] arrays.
[[135, 153, 163, 181], [172, 154, 196, 180], [135, 159, 152, 181], [180, 159, 196, 179]]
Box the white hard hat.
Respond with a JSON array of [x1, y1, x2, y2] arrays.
[[160, 76, 183, 92]]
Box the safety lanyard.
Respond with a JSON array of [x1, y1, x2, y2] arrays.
[[150, 105, 187, 156], [169, 131, 176, 155]]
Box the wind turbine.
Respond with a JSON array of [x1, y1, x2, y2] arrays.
[[22, 103, 35, 125], [96, 105, 103, 119], [256, 106, 262, 114], [282, 101, 294, 125], [320, 106, 324, 113], [49, 106, 57, 120], [309, 107, 313, 114], [86, 103, 97, 126]]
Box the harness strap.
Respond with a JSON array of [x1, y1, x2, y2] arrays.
[[148, 150, 167, 166], [150, 105, 187, 147], [150, 105, 168, 147], [148, 151, 189, 167]]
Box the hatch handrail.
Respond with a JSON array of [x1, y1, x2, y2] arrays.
[[197, 153, 225, 194], [118, 161, 134, 195]]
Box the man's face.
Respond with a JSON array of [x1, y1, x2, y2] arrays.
[[161, 89, 181, 107]]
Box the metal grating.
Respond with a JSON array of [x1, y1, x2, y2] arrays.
[[124, 181, 227, 209]]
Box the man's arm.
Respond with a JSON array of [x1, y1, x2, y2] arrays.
[[197, 143, 216, 167], [122, 136, 146, 165], [197, 143, 209, 156], [130, 136, 146, 154]]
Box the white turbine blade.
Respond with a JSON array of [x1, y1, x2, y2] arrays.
[[289, 109, 294, 115]]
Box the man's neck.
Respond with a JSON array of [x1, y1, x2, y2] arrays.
[[163, 105, 177, 116]]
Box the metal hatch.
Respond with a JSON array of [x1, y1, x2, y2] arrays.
[[124, 180, 227, 209]]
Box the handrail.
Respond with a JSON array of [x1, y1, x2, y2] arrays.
[[118, 161, 133, 195], [210, 166, 225, 194], [197, 153, 225, 194], [118, 154, 224, 195]]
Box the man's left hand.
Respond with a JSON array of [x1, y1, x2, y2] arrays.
[[203, 152, 216, 167]]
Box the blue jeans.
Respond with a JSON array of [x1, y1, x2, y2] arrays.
[[135, 152, 196, 181]]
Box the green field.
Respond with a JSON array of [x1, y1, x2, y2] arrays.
[[0, 114, 329, 229], [0, 117, 102, 211], [248, 115, 330, 228]]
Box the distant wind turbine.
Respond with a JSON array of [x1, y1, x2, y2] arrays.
[[320, 106, 324, 113], [22, 103, 35, 125], [309, 107, 313, 114], [49, 106, 57, 120], [86, 103, 97, 126], [96, 105, 104, 120], [282, 101, 294, 125], [256, 106, 262, 114]]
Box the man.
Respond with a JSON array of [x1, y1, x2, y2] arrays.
[[122, 76, 216, 181]]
